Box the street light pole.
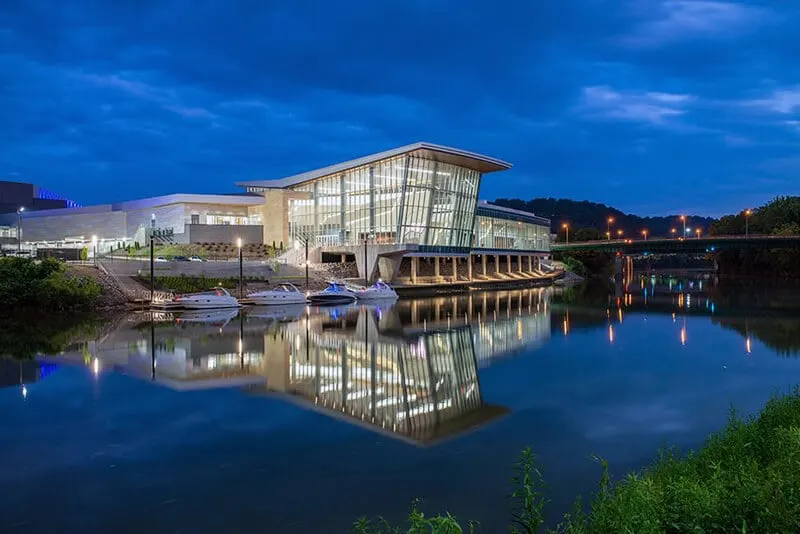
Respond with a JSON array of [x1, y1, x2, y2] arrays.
[[642, 229, 648, 241], [364, 237, 369, 287], [91, 235, 98, 267], [149, 234, 154, 302], [16, 207, 24, 255], [607, 217, 614, 241], [562, 223, 569, 244], [237, 237, 243, 299], [680, 215, 687, 237], [745, 209, 752, 238], [304, 238, 309, 289]]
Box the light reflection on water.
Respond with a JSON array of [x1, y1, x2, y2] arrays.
[[4, 278, 800, 533]]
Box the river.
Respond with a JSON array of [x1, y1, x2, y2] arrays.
[[2, 275, 800, 532]]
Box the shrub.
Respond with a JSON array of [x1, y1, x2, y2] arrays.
[[0, 257, 101, 309]]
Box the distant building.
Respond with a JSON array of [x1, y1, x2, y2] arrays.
[[0, 180, 80, 214]]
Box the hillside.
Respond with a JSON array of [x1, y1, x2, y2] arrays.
[[493, 197, 716, 238]]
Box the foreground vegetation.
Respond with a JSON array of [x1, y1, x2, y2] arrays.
[[0, 257, 101, 309], [355, 389, 800, 533]]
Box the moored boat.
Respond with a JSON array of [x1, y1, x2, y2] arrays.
[[307, 282, 357, 305], [174, 287, 240, 309], [351, 280, 398, 300], [248, 283, 308, 305]]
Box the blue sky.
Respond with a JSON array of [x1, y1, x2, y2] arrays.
[[1, 0, 799, 216]]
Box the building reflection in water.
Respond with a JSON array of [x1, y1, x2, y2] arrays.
[[48, 288, 553, 445]]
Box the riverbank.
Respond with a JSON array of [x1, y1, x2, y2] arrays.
[[356, 388, 800, 533]]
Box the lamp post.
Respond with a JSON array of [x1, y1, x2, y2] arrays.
[[149, 233, 154, 302], [91, 235, 98, 267], [562, 223, 569, 244], [237, 237, 243, 299], [607, 217, 614, 241], [745, 209, 752, 238], [670, 228, 677, 238], [304, 238, 309, 289], [696, 228, 702, 239], [363, 236, 369, 287], [680, 215, 687, 237], [641, 229, 648, 241], [617, 229, 623, 240], [16, 207, 24, 255]]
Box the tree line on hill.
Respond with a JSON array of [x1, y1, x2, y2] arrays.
[[493, 197, 716, 240]]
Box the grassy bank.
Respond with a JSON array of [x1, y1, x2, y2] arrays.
[[0, 257, 101, 309], [355, 389, 800, 533]]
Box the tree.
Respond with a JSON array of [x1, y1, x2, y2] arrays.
[[79, 247, 88, 262]]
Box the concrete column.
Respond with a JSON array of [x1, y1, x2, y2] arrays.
[[341, 254, 347, 264], [518, 255, 523, 273], [507, 255, 512, 274], [452, 256, 458, 281], [481, 255, 487, 277], [528, 255, 533, 272], [494, 255, 499, 275], [468, 255, 473, 281], [411, 256, 418, 284], [434, 257, 440, 278]]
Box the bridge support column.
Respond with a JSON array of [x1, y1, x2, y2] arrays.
[[614, 254, 623, 280], [467, 255, 473, 281], [452, 256, 458, 281], [434, 257, 440, 278], [481, 254, 487, 277], [494, 255, 500, 276], [518, 255, 523, 273], [340, 254, 347, 264], [507, 255, 512, 274], [528, 255, 533, 272], [411, 256, 418, 284]]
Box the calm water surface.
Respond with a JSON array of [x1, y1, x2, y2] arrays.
[[2, 276, 800, 533]]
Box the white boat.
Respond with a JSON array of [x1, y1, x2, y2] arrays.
[[307, 282, 358, 305], [248, 283, 308, 305], [352, 280, 398, 300], [174, 287, 241, 309]]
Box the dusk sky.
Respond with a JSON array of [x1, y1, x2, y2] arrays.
[[2, 1, 799, 216]]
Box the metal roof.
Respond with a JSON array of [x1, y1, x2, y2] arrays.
[[237, 142, 512, 189]]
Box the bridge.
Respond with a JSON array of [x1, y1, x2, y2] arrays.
[[552, 235, 800, 254]]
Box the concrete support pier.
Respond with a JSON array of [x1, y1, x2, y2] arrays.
[[452, 257, 458, 281], [411, 256, 418, 284], [434, 257, 440, 278]]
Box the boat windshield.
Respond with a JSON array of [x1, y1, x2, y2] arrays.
[[371, 281, 390, 289], [324, 283, 345, 292], [277, 284, 298, 292]]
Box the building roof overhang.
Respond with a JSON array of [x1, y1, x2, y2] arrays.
[[237, 142, 512, 190]]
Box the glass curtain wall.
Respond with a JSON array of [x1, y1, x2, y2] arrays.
[[288, 154, 481, 248], [473, 215, 550, 251]]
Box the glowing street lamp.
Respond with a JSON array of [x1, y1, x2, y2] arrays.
[[236, 237, 243, 299], [617, 229, 623, 240], [671, 228, 677, 238], [607, 217, 615, 241], [641, 229, 648, 240], [680, 215, 687, 237], [16, 206, 24, 255], [695, 228, 702, 239], [562, 223, 570, 244], [744, 209, 752, 238]]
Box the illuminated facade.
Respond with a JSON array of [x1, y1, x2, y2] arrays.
[[240, 142, 552, 282]]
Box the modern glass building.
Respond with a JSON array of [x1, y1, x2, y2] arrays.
[[239, 142, 551, 282]]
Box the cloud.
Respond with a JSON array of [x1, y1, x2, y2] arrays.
[[748, 87, 800, 114], [577, 85, 695, 125], [622, 0, 771, 48]]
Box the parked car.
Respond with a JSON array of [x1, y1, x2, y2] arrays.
[[155, 256, 169, 263], [189, 255, 206, 262], [173, 255, 190, 262]]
